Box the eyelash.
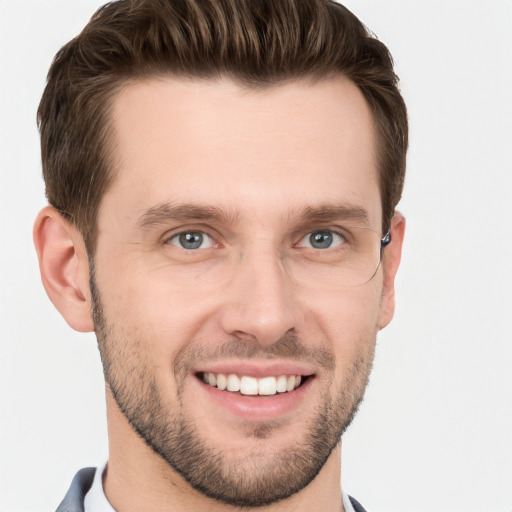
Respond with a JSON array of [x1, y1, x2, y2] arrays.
[[167, 230, 215, 250], [296, 229, 346, 250], [164, 228, 347, 251]]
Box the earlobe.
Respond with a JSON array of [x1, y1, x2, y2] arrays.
[[378, 212, 406, 330], [33, 206, 94, 332]]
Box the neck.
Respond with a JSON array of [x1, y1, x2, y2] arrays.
[[103, 393, 345, 512]]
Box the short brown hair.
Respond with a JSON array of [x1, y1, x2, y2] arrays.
[[38, 0, 408, 252]]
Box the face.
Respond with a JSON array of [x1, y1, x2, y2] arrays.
[[91, 76, 395, 506]]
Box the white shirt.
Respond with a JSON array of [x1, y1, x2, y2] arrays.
[[84, 462, 358, 512], [84, 463, 115, 512]]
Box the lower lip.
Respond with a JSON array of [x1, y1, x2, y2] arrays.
[[195, 376, 314, 420]]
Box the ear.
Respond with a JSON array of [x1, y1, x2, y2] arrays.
[[378, 212, 406, 330], [33, 206, 94, 332]]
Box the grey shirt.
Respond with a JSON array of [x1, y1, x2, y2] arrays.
[[56, 467, 368, 512]]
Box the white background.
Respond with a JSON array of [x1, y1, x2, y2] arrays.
[[0, 1, 511, 511]]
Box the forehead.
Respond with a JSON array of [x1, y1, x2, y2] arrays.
[[103, 76, 381, 230]]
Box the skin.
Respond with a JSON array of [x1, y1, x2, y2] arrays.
[[34, 76, 405, 512]]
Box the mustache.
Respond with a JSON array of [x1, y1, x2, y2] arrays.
[[173, 332, 335, 378]]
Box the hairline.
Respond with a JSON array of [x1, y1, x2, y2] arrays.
[[85, 71, 387, 256]]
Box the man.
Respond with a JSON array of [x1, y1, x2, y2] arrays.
[[33, 0, 407, 510]]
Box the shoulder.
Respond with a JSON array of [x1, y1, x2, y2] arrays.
[[55, 467, 96, 512], [349, 495, 369, 512]]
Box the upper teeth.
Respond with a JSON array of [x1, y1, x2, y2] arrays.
[[202, 373, 302, 395]]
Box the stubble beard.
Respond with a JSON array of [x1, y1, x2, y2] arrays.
[[90, 274, 376, 508]]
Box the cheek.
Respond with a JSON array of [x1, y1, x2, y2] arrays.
[[95, 261, 226, 365], [308, 277, 382, 334], [305, 282, 381, 378]]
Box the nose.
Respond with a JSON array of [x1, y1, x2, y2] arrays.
[[218, 243, 300, 346]]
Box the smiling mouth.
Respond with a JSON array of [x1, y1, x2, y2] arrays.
[[198, 372, 310, 396]]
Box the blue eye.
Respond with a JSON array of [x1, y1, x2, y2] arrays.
[[168, 231, 214, 250], [298, 230, 344, 249]]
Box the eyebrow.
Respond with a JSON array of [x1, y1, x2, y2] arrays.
[[136, 202, 241, 230], [290, 204, 370, 226], [136, 201, 371, 230]]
